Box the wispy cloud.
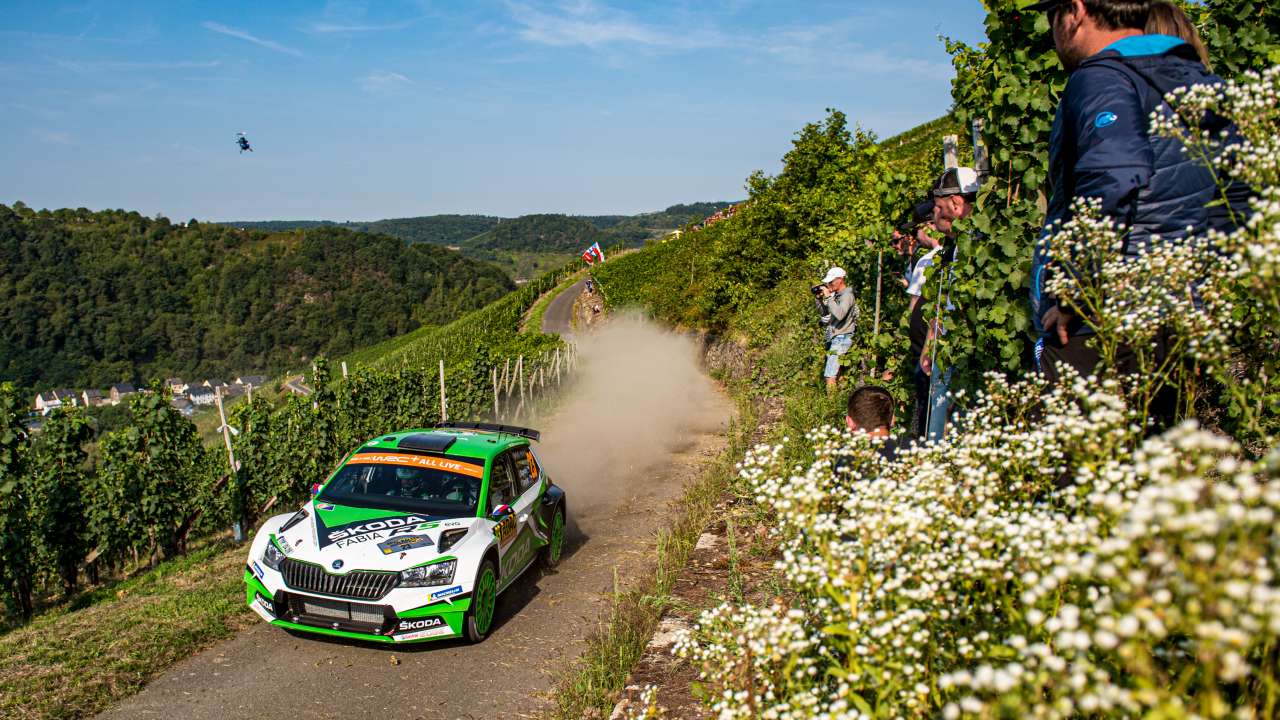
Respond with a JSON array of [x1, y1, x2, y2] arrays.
[[505, 3, 944, 77], [201, 21, 303, 57], [56, 59, 222, 72], [755, 19, 949, 78], [32, 129, 74, 146], [307, 20, 415, 34], [506, 0, 723, 50], [360, 70, 413, 93]]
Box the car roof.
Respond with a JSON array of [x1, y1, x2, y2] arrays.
[[353, 427, 528, 464]]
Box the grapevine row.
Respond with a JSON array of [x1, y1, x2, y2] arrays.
[[0, 259, 581, 622]]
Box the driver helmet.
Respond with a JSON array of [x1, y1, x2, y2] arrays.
[[395, 467, 417, 483]]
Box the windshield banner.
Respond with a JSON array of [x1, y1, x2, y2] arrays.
[[350, 452, 484, 479]]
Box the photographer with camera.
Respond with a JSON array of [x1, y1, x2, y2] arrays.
[[815, 266, 858, 393]]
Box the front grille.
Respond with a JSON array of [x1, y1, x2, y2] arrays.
[[278, 592, 393, 634], [280, 558, 399, 600]]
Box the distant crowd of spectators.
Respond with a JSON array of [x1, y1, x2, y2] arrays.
[[691, 203, 740, 231], [824, 0, 1253, 449]]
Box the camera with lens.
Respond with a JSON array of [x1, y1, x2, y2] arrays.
[[810, 284, 826, 297]]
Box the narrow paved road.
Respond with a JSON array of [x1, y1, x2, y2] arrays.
[[99, 316, 730, 720], [541, 279, 585, 336]]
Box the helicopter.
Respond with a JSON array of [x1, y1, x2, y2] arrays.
[[236, 132, 253, 153]]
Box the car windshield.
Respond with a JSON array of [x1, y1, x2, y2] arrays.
[[318, 455, 483, 518]]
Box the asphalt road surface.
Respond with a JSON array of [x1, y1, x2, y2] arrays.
[[98, 314, 730, 720], [540, 279, 585, 336]]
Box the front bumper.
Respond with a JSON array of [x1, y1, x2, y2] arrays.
[[244, 569, 468, 643]]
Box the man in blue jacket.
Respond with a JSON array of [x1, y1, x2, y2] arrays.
[[1028, 0, 1246, 383]]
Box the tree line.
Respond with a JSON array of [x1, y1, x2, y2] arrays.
[[0, 259, 578, 623], [0, 204, 514, 393]]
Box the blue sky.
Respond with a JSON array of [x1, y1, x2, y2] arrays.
[[0, 1, 987, 221]]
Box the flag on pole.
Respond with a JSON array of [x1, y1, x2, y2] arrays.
[[581, 241, 605, 266]]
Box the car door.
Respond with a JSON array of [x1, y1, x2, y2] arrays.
[[498, 448, 540, 580], [510, 447, 547, 540], [487, 456, 519, 568]]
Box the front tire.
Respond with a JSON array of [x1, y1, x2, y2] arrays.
[[464, 559, 498, 643], [540, 504, 566, 568]]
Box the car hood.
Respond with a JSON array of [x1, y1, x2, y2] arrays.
[[272, 500, 481, 572]]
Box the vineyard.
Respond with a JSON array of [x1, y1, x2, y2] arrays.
[[591, 2, 1280, 718], [0, 259, 582, 624], [3, 1, 1280, 717]]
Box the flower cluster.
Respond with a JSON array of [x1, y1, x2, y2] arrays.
[[1151, 65, 1280, 191], [674, 68, 1280, 719], [1042, 196, 1238, 370], [679, 373, 1280, 718]]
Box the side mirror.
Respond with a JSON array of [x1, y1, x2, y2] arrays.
[[489, 504, 513, 521]]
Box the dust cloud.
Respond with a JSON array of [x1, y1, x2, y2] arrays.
[[534, 313, 731, 521]]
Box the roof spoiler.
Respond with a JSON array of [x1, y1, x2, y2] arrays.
[[436, 421, 541, 442]]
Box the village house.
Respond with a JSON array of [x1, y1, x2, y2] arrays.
[[81, 389, 106, 407], [34, 389, 81, 415], [203, 379, 228, 390], [169, 396, 195, 416], [109, 383, 137, 405], [235, 375, 267, 390], [186, 385, 216, 406], [34, 391, 61, 415], [165, 378, 187, 395]]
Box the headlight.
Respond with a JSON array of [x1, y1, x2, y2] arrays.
[[437, 528, 469, 553], [399, 560, 456, 588], [261, 537, 286, 571]]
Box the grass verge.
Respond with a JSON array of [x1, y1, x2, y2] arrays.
[[545, 393, 758, 718], [0, 540, 250, 720]]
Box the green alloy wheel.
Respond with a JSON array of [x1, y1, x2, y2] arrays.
[[542, 506, 566, 568], [466, 559, 497, 643]]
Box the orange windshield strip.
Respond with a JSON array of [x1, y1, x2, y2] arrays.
[[349, 453, 485, 479]]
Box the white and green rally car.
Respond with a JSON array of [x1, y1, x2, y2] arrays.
[[243, 422, 566, 644]]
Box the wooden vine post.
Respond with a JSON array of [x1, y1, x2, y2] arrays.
[[874, 249, 883, 337], [516, 355, 525, 418], [943, 134, 959, 168], [438, 360, 447, 423], [215, 387, 246, 542], [491, 367, 500, 419]]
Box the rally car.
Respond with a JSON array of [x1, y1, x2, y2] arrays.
[[243, 422, 566, 644]]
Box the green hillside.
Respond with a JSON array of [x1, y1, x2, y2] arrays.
[[0, 204, 513, 392], [229, 215, 503, 247], [221, 203, 740, 281], [465, 213, 599, 252]]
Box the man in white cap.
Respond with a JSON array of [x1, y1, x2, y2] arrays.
[[819, 266, 857, 393]]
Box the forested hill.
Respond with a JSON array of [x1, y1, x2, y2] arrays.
[[0, 204, 514, 392], [466, 214, 599, 252], [223, 201, 740, 252], [230, 214, 502, 247]]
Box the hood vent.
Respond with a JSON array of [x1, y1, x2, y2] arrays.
[[396, 433, 456, 453]]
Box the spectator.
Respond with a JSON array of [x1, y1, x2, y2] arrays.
[[1027, 0, 1246, 384], [893, 198, 935, 289], [912, 167, 979, 441], [819, 266, 858, 394], [845, 385, 904, 460], [1146, 1, 1211, 68], [905, 219, 940, 314]]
